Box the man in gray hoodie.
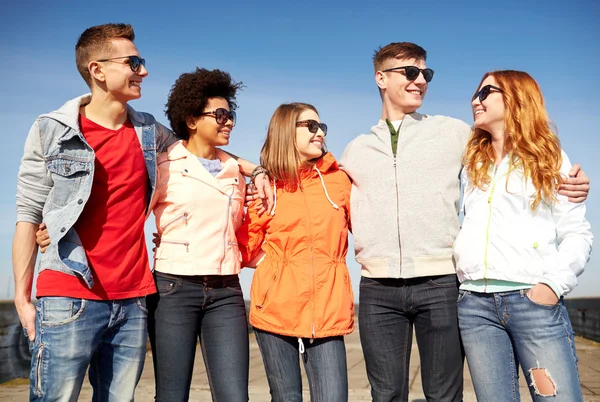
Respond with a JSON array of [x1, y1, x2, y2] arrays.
[[340, 42, 589, 402]]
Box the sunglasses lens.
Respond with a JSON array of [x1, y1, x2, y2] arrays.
[[405, 66, 419, 81], [214, 109, 235, 125], [481, 86, 491, 102], [423, 69, 434, 82], [215, 109, 227, 124], [320, 123, 327, 136], [308, 120, 319, 134]]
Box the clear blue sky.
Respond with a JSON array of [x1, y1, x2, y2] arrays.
[[1, 0, 598, 300]]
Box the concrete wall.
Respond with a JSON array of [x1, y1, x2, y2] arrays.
[[563, 297, 600, 343], [0, 301, 30, 384]]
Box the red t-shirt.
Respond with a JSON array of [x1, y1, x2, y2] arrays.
[[36, 115, 156, 300]]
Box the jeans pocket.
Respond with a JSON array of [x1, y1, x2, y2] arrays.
[[155, 273, 178, 296], [457, 289, 469, 303], [428, 274, 459, 287], [40, 297, 86, 327], [359, 276, 381, 288], [525, 293, 560, 310], [136, 297, 148, 314]]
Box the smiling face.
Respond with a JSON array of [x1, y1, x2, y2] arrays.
[[190, 97, 233, 147], [377, 57, 428, 115], [472, 75, 505, 134], [295, 109, 325, 162], [93, 38, 148, 102]]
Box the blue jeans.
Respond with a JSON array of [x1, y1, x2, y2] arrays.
[[358, 274, 464, 402], [254, 328, 348, 402], [29, 296, 148, 402], [147, 272, 249, 402], [458, 289, 582, 401]]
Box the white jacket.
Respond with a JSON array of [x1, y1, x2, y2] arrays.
[[454, 151, 593, 297]]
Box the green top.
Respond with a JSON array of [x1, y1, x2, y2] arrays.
[[385, 118, 400, 157]]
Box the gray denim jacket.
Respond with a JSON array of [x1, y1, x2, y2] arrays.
[[16, 94, 176, 288]]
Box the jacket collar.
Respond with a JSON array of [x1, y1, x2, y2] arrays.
[[42, 93, 148, 134], [370, 112, 425, 142]]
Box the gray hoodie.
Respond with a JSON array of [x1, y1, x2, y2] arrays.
[[340, 113, 471, 278]]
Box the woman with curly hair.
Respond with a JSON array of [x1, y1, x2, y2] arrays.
[[453, 70, 593, 401], [237, 102, 354, 402], [147, 68, 249, 401]]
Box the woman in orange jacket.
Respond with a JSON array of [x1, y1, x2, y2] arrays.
[[237, 102, 355, 402]]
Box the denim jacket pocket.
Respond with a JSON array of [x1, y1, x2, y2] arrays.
[[46, 156, 92, 207]]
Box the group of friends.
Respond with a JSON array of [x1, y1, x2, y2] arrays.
[[13, 22, 593, 402]]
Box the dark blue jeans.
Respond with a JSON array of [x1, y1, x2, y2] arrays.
[[358, 274, 463, 402], [147, 272, 249, 402], [254, 328, 348, 402]]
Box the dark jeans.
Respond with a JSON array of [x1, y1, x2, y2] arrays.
[[147, 272, 249, 402], [254, 328, 348, 402], [358, 274, 463, 402]]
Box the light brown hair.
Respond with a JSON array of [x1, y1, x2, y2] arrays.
[[75, 23, 135, 87], [260, 102, 322, 191]]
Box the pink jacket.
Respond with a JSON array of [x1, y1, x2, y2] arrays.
[[152, 141, 245, 276]]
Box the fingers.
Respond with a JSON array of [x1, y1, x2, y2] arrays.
[[17, 302, 37, 342], [568, 163, 581, 178]]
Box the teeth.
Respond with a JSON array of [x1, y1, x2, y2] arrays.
[[408, 90, 420, 95], [475, 110, 484, 115]]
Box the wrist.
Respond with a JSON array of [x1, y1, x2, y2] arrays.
[[250, 166, 269, 184]]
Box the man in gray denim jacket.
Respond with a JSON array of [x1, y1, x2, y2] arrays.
[[12, 23, 176, 401]]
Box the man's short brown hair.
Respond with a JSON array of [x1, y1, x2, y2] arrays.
[[75, 23, 135, 87], [372, 42, 427, 73]]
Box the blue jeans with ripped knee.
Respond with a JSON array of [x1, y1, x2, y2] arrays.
[[458, 289, 582, 402]]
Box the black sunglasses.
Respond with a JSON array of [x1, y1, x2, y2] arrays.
[[296, 119, 327, 136], [382, 65, 435, 83], [96, 55, 146, 73], [473, 85, 503, 102], [199, 108, 236, 126]]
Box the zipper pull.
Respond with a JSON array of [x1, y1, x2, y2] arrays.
[[183, 212, 189, 222], [184, 242, 189, 252], [393, 157, 397, 167]]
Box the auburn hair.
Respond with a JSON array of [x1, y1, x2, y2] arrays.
[[75, 23, 135, 87], [463, 70, 563, 210], [260, 102, 323, 191]]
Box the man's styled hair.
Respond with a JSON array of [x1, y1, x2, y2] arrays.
[[372, 42, 427, 73], [75, 23, 135, 87], [165, 68, 243, 140], [260, 102, 323, 191]]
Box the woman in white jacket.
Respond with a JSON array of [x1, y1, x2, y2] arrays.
[[454, 70, 593, 402]]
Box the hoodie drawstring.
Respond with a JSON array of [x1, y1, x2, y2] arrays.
[[298, 338, 305, 354], [314, 166, 339, 210], [270, 182, 277, 215]]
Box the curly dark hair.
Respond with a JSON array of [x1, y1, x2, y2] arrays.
[[165, 68, 243, 140]]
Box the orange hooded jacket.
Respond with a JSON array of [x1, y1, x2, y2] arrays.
[[237, 153, 354, 339]]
